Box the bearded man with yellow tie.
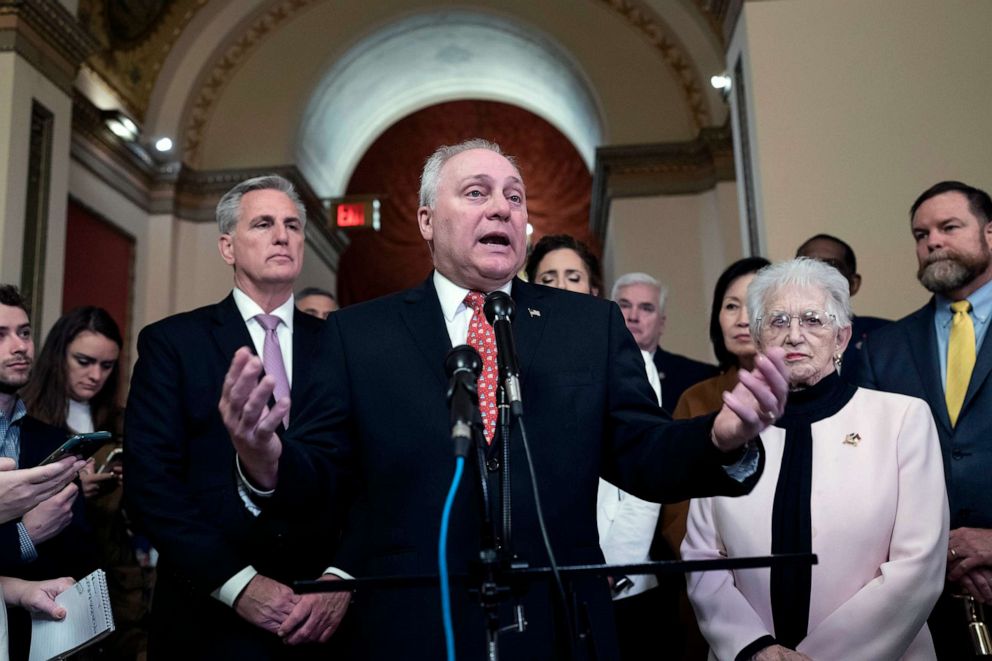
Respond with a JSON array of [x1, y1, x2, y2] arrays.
[[860, 180, 992, 659]]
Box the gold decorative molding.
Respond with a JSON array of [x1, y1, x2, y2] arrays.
[[596, 0, 711, 130], [589, 126, 735, 240], [692, 0, 731, 44], [723, 0, 744, 44], [77, 0, 207, 120], [182, 0, 318, 167], [0, 0, 99, 93]]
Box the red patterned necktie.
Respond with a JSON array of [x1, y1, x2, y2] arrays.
[[464, 291, 498, 443]]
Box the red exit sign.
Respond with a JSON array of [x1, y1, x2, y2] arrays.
[[330, 197, 381, 231], [337, 203, 365, 227]]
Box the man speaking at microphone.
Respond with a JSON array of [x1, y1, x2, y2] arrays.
[[220, 139, 790, 660]]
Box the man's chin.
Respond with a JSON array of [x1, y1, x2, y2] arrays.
[[476, 258, 523, 285], [0, 379, 26, 395], [918, 260, 975, 294]]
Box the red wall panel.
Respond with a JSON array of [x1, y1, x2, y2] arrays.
[[63, 199, 133, 354]]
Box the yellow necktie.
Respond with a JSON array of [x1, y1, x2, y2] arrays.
[[946, 300, 975, 427]]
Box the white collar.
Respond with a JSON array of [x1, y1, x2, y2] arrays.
[[433, 271, 513, 322], [231, 288, 295, 331]]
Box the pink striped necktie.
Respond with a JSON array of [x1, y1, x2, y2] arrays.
[[254, 313, 291, 427]]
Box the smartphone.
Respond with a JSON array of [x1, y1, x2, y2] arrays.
[[38, 431, 113, 466], [98, 447, 124, 473]]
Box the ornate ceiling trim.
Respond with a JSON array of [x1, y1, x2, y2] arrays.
[[692, 0, 731, 44], [72, 90, 345, 269], [596, 0, 711, 130], [0, 0, 98, 93], [589, 125, 735, 241], [181, 0, 717, 167], [181, 0, 318, 167], [77, 0, 207, 120]]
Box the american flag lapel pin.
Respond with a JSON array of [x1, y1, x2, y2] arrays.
[[528, 308, 541, 318], [843, 432, 861, 446]]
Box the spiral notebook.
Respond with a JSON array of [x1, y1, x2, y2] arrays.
[[29, 569, 115, 661]]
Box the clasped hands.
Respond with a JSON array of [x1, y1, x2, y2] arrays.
[[948, 527, 992, 604], [235, 574, 350, 645], [712, 347, 790, 453]]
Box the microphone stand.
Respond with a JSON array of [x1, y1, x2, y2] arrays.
[[483, 291, 581, 660]]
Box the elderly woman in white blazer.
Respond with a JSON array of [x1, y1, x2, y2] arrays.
[[683, 258, 949, 661]]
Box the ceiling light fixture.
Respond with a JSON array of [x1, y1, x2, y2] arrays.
[[102, 110, 140, 142], [710, 73, 732, 91]]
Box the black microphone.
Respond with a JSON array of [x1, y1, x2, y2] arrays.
[[444, 345, 483, 457], [483, 291, 523, 416]]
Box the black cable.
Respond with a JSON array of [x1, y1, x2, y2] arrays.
[[500, 404, 512, 554], [516, 415, 575, 657]]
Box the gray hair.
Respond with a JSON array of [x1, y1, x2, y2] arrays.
[[418, 139, 519, 208], [610, 272, 669, 312], [216, 175, 307, 234], [747, 257, 852, 340]]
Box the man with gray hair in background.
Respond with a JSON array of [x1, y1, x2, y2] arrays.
[[612, 272, 718, 412], [125, 175, 346, 659], [608, 273, 718, 658]]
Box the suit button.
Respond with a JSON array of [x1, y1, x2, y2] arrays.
[[486, 458, 500, 472], [951, 449, 965, 460]]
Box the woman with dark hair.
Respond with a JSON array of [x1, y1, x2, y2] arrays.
[[525, 233, 602, 295], [673, 257, 771, 419], [665, 257, 769, 661], [21, 306, 123, 439], [22, 307, 151, 659]]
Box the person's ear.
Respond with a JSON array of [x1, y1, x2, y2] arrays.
[[835, 324, 853, 356], [218, 234, 235, 266], [417, 206, 434, 242], [848, 273, 862, 297]]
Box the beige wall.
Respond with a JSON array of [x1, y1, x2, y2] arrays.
[[172, 220, 236, 313], [0, 52, 73, 335], [170, 218, 338, 317], [604, 182, 741, 364], [730, 0, 992, 320]]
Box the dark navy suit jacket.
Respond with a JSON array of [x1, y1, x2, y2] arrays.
[[125, 293, 331, 660], [272, 276, 762, 660], [858, 299, 992, 660], [652, 349, 719, 414], [858, 299, 990, 529]]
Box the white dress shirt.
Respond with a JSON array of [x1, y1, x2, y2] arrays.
[[433, 270, 513, 346], [597, 350, 663, 599], [66, 399, 94, 434]]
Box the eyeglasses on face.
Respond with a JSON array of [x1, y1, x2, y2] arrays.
[[757, 310, 835, 334]]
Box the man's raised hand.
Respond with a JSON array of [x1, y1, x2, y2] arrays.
[[219, 347, 289, 490]]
